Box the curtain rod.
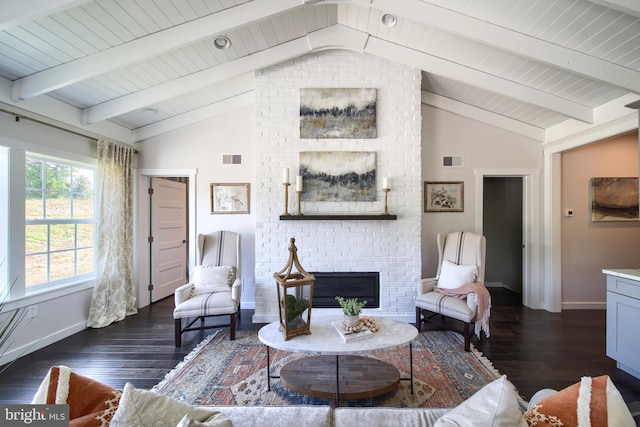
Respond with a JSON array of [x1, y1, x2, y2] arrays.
[[0, 107, 138, 154]]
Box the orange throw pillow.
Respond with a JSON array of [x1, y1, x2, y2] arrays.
[[524, 375, 635, 427], [45, 366, 121, 427]]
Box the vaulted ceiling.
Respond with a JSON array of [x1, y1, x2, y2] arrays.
[[1, 0, 639, 145]]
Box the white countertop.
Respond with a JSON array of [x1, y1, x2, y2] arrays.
[[602, 269, 640, 281], [258, 316, 418, 355]]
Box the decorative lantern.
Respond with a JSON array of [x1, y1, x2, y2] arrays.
[[274, 238, 315, 340]]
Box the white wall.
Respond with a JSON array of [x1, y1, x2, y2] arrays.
[[421, 106, 543, 278], [253, 50, 422, 323], [136, 105, 257, 307]]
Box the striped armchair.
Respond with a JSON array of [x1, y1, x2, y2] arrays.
[[173, 231, 241, 347], [415, 231, 487, 352]]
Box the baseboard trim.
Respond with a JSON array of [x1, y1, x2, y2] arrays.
[[561, 302, 606, 310], [0, 321, 87, 366]]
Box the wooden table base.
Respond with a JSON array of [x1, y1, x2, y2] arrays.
[[279, 355, 400, 401]]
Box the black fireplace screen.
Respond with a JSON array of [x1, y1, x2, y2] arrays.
[[310, 272, 380, 308]]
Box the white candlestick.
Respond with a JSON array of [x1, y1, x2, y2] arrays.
[[282, 168, 290, 184], [382, 177, 390, 190], [295, 175, 303, 192]]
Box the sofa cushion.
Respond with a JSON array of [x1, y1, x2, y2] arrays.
[[208, 406, 333, 427], [523, 375, 635, 427], [438, 260, 477, 290], [434, 375, 526, 427], [110, 383, 231, 427], [192, 265, 235, 295], [334, 407, 449, 427]]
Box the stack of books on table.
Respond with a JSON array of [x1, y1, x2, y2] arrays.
[[331, 320, 373, 343]]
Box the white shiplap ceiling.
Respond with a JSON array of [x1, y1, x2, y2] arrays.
[[0, 0, 638, 144]]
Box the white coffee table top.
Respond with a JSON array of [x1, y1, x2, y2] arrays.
[[258, 316, 418, 355]]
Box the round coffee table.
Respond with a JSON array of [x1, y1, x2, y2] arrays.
[[258, 316, 418, 405]]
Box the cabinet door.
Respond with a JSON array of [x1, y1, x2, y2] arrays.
[[607, 290, 640, 373]]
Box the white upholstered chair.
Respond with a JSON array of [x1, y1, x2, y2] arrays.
[[415, 231, 488, 352], [173, 231, 241, 347]]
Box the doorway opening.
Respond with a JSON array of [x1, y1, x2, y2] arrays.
[[474, 168, 540, 310], [483, 177, 523, 307], [136, 169, 197, 308], [148, 177, 189, 303]]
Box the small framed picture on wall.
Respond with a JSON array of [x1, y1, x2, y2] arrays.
[[210, 183, 250, 214], [424, 181, 464, 212]]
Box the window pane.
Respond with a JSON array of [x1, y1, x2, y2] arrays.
[[25, 254, 48, 286], [45, 162, 71, 193], [50, 251, 74, 281], [45, 192, 71, 219], [25, 158, 43, 190], [73, 196, 94, 219], [76, 248, 94, 275], [26, 190, 43, 220], [25, 224, 48, 254], [49, 224, 75, 251], [77, 223, 95, 248], [72, 166, 94, 219]]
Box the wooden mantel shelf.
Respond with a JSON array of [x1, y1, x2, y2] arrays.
[[279, 214, 397, 221]]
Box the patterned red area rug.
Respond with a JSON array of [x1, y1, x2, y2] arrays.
[[153, 330, 502, 408]]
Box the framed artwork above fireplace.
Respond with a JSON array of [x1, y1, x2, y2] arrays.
[[299, 88, 377, 139]]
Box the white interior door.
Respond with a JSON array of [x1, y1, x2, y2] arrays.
[[150, 177, 187, 302]]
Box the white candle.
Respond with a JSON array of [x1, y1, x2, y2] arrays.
[[383, 177, 390, 190], [295, 175, 303, 192], [282, 168, 290, 184]]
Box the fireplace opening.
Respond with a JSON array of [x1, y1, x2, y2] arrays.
[[310, 272, 380, 308]]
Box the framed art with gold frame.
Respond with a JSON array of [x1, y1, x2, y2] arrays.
[[424, 181, 464, 212], [210, 183, 250, 214]]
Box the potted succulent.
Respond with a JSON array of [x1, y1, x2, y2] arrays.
[[335, 296, 367, 328]]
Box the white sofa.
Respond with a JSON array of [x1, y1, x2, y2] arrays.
[[32, 366, 637, 427]]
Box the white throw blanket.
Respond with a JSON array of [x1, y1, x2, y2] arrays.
[[435, 282, 491, 339]]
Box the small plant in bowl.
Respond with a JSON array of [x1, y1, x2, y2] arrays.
[[335, 296, 367, 316]]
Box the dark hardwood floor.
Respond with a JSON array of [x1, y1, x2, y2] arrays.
[[1, 288, 639, 406]]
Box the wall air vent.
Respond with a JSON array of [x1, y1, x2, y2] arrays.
[[222, 154, 242, 165], [442, 155, 463, 168]]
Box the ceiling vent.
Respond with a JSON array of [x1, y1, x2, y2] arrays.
[[442, 155, 463, 168], [222, 154, 242, 165]]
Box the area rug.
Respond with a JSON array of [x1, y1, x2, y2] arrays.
[[153, 330, 502, 408]]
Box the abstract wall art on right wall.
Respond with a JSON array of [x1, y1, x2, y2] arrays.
[[590, 177, 639, 221]]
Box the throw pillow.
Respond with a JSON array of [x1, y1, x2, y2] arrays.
[[110, 383, 232, 427], [524, 375, 635, 427], [437, 259, 478, 290], [192, 265, 235, 295], [434, 375, 527, 427], [39, 365, 122, 427]]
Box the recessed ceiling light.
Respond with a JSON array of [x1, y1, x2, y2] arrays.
[[381, 13, 397, 28], [213, 36, 231, 50], [143, 108, 158, 118]]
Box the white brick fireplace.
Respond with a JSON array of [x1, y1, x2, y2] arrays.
[[253, 50, 422, 323]]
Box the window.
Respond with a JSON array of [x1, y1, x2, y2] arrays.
[[24, 155, 96, 288]]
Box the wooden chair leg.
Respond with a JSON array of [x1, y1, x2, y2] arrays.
[[415, 307, 422, 331], [175, 319, 182, 347], [463, 322, 470, 352], [229, 313, 236, 340]]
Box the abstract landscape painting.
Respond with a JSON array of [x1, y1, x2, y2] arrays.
[[299, 151, 376, 202], [299, 88, 376, 139], [590, 177, 639, 221]]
